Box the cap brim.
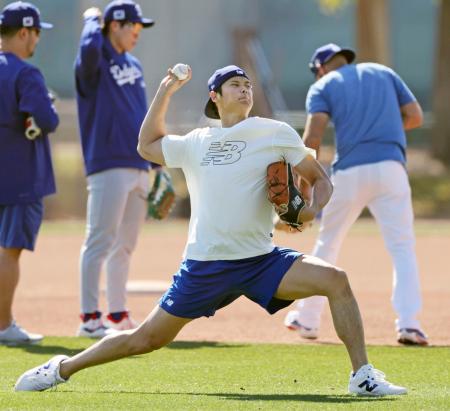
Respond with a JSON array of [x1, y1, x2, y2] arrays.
[[40, 22, 53, 29], [204, 98, 220, 119], [141, 18, 154, 28]]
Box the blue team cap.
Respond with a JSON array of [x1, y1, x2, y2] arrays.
[[309, 43, 355, 75], [0, 1, 53, 29], [104, 0, 154, 28], [204, 65, 249, 119]]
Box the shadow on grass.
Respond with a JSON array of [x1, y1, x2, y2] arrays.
[[85, 391, 396, 404], [203, 392, 396, 404], [3, 344, 84, 356], [167, 341, 245, 350]]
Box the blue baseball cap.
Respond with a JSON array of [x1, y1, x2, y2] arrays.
[[0, 1, 52, 29], [104, 0, 154, 28], [204, 65, 249, 119], [309, 43, 355, 74]]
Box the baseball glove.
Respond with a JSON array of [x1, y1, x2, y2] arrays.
[[147, 169, 176, 220], [267, 160, 306, 231]]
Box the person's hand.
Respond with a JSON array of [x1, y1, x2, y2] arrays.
[[83, 7, 102, 20], [158, 66, 192, 97]]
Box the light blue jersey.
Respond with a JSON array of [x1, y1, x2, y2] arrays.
[[306, 63, 416, 171]]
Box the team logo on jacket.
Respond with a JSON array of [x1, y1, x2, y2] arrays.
[[110, 63, 143, 86], [201, 141, 246, 166]]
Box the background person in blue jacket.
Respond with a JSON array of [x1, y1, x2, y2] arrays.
[[284, 43, 428, 346], [75, 0, 156, 338], [0, 1, 59, 345]]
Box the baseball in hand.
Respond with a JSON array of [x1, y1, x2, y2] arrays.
[[172, 63, 189, 80]]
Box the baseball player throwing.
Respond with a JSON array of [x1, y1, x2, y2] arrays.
[[284, 43, 428, 346], [16, 65, 406, 396]]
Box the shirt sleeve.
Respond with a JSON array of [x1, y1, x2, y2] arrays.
[[17, 66, 59, 134], [390, 70, 416, 106], [75, 16, 103, 86], [162, 129, 197, 168], [274, 122, 316, 166], [305, 83, 330, 115]]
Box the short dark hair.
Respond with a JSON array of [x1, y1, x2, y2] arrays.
[[101, 20, 132, 36], [0, 25, 21, 38], [211, 85, 223, 118]]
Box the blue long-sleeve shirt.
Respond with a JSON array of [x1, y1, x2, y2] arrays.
[[0, 52, 58, 205], [75, 16, 150, 176]]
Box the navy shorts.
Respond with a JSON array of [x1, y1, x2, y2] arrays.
[[0, 201, 43, 251], [159, 247, 301, 319]]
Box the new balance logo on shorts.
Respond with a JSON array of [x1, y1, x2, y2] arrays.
[[201, 141, 246, 166]]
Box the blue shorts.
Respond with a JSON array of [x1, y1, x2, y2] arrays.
[[0, 201, 43, 251], [159, 247, 301, 319]]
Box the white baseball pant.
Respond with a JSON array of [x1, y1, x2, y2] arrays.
[[297, 160, 423, 331], [80, 168, 148, 314]]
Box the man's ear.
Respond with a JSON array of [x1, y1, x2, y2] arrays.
[[18, 27, 29, 40], [109, 21, 120, 33], [210, 90, 218, 103]]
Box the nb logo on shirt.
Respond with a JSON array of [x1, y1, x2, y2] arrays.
[[110, 63, 143, 86], [201, 141, 246, 166]]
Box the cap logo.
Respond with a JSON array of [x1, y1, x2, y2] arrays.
[[113, 9, 126, 20], [23, 16, 34, 27], [135, 4, 143, 17]]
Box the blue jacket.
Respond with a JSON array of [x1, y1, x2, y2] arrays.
[[0, 52, 58, 205], [75, 16, 150, 176]]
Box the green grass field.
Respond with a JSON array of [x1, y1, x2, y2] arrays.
[[1, 338, 449, 410]]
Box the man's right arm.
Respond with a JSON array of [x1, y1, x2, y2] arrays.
[[137, 67, 192, 165], [303, 112, 329, 156], [75, 8, 103, 80]]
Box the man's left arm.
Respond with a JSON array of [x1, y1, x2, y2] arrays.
[[400, 101, 423, 130], [294, 154, 333, 223]]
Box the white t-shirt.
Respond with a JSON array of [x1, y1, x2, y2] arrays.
[[162, 116, 315, 261]]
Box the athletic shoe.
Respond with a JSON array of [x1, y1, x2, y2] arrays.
[[104, 311, 139, 331], [15, 355, 69, 391], [284, 310, 319, 339], [76, 318, 115, 338], [0, 321, 43, 345], [348, 364, 407, 396], [397, 328, 429, 346]]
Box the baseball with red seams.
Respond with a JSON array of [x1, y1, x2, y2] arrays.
[[172, 63, 189, 80]]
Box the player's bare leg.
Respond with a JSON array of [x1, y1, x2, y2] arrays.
[[0, 247, 21, 329], [275, 255, 368, 371], [59, 306, 191, 379]]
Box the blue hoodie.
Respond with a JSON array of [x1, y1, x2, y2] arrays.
[[75, 16, 150, 176], [0, 52, 59, 205]]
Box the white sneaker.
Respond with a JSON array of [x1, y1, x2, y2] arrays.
[[15, 355, 69, 391], [284, 310, 319, 339], [397, 328, 429, 346], [104, 312, 139, 331], [348, 364, 407, 396], [0, 321, 43, 345], [76, 318, 116, 338]]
